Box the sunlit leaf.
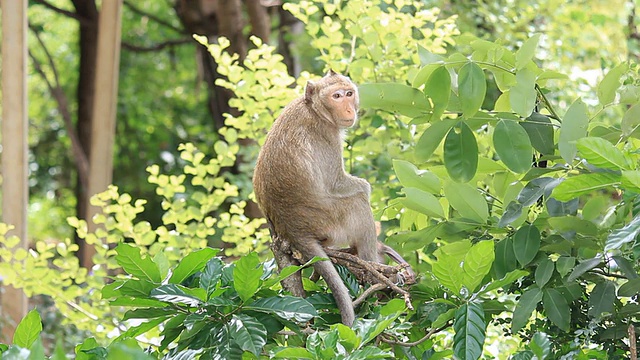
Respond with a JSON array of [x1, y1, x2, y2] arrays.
[[424, 65, 451, 120], [458, 62, 486, 118], [622, 103, 640, 137], [605, 214, 640, 251], [551, 173, 620, 202], [169, 248, 218, 284], [415, 118, 457, 162], [576, 137, 632, 171], [558, 99, 589, 164], [115, 243, 162, 283], [13, 309, 42, 349], [359, 83, 430, 117], [597, 62, 628, 105], [530, 332, 551, 360], [393, 159, 440, 194], [400, 187, 445, 218], [515, 34, 541, 70], [493, 119, 533, 173], [510, 69, 537, 118], [233, 252, 263, 302], [443, 182, 488, 223]]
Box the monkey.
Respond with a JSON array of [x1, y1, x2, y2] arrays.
[[253, 71, 413, 326]]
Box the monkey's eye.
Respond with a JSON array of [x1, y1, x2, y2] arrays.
[[346, 90, 354, 97], [332, 93, 342, 99]]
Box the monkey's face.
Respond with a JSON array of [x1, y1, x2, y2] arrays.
[[328, 86, 359, 128]]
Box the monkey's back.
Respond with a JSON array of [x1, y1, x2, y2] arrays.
[[253, 98, 343, 240]]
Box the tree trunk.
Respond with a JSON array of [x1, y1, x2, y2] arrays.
[[71, 0, 99, 268]]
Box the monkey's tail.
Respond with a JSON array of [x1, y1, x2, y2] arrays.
[[301, 240, 355, 326]]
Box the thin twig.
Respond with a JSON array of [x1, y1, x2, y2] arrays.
[[353, 283, 386, 307], [630, 323, 637, 360], [122, 38, 193, 53], [123, 0, 185, 34], [380, 323, 450, 347], [32, 0, 92, 26]]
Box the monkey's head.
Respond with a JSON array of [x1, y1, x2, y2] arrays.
[[304, 71, 359, 129]]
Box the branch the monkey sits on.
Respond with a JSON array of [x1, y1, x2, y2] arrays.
[[253, 70, 413, 326]]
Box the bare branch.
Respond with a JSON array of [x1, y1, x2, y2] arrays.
[[123, 0, 185, 34], [121, 38, 193, 53], [380, 323, 451, 347], [31, 0, 92, 26], [28, 27, 89, 190]]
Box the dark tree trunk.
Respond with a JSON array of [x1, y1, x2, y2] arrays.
[[71, 0, 99, 268]]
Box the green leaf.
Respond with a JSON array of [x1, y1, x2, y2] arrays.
[[512, 288, 543, 332], [233, 252, 263, 302], [521, 113, 555, 155], [123, 307, 176, 321], [619, 278, 640, 297], [493, 237, 518, 279], [605, 214, 640, 251], [444, 121, 478, 183], [433, 241, 471, 295], [567, 257, 602, 282], [551, 173, 620, 202], [418, 45, 445, 65], [597, 62, 628, 105], [27, 337, 44, 360], [535, 258, 554, 288], [556, 256, 575, 278], [51, 339, 66, 360], [150, 284, 203, 306], [622, 170, 640, 192], [246, 296, 316, 323], [169, 248, 218, 284], [480, 270, 528, 295], [114, 243, 161, 283], [415, 118, 457, 162], [559, 99, 589, 164], [493, 119, 533, 173], [621, 103, 640, 137], [510, 69, 537, 118], [543, 288, 570, 331], [547, 216, 598, 236], [1, 346, 30, 359], [200, 257, 224, 299], [400, 187, 445, 218], [443, 182, 488, 223], [272, 348, 314, 359], [393, 159, 440, 194], [517, 177, 561, 207], [576, 137, 632, 170], [458, 62, 486, 118], [515, 34, 541, 69], [114, 317, 168, 342], [229, 314, 267, 356], [462, 241, 495, 293], [453, 302, 486, 360], [612, 256, 639, 279], [13, 309, 42, 349], [530, 332, 551, 360], [498, 201, 523, 228], [424, 65, 451, 120], [75, 338, 100, 360], [512, 225, 540, 267], [359, 83, 430, 117], [588, 281, 616, 317]]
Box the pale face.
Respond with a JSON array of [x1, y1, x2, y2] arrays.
[[328, 86, 359, 128]]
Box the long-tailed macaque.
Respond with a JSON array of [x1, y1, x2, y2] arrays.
[[253, 71, 411, 326]]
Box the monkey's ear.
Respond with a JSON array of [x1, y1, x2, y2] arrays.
[[326, 69, 338, 77], [304, 80, 316, 102]]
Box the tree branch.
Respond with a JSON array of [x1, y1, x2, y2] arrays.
[[123, 0, 185, 34], [28, 28, 89, 190], [31, 0, 92, 26], [121, 38, 193, 53]]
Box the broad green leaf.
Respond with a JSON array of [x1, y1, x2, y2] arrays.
[[28, 337, 45, 360], [521, 113, 555, 155], [612, 256, 639, 279], [510, 350, 535, 360], [433, 241, 472, 295], [462, 241, 495, 292], [115, 243, 161, 283], [597, 62, 628, 105], [453, 302, 486, 360], [493, 119, 533, 173], [200, 257, 224, 299], [51, 339, 66, 360], [400, 187, 445, 218], [622, 103, 640, 137], [512, 288, 543, 332], [543, 288, 570, 331], [619, 278, 640, 297], [412, 63, 441, 88], [169, 248, 218, 284], [513, 225, 540, 267], [13, 310, 42, 349], [359, 83, 430, 117], [515, 34, 541, 69], [605, 214, 640, 251], [444, 121, 478, 183], [415, 118, 457, 162], [556, 256, 575, 278], [150, 284, 203, 307], [576, 137, 632, 170], [530, 332, 551, 360], [582, 196, 610, 221], [622, 170, 640, 192], [443, 182, 488, 223], [233, 252, 263, 302], [114, 317, 168, 342], [246, 296, 317, 323], [359, 311, 402, 345], [547, 216, 598, 236], [229, 314, 267, 356], [349, 347, 394, 359], [588, 281, 616, 317], [517, 177, 561, 206], [551, 173, 620, 202], [424, 66, 451, 120], [393, 159, 440, 194], [493, 238, 518, 279], [75, 338, 100, 360], [510, 69, 537, 118], [335, 324, 359, 352], [567, 257, 602, 282], [418, 45, 445, 65], [480, 270, 528, 295], [272, 348, 314, 359], [458, 62, 486, 118], [498, 201, 523, 228], [535, 258, 554, 288], [123, 307, 175, 321], [558, 99, 589, 164]]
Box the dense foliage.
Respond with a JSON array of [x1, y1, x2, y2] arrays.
[[1, 0, 639, 358]]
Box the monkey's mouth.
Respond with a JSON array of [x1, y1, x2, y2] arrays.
[[340, 118, 356, 127]]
